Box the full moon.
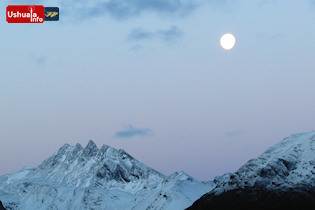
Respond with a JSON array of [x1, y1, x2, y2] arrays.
[[220, 33, 236, 50]]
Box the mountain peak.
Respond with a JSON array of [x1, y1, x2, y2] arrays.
[[188, 130, 315, 209], [54, 143, 72, 158], [58, 143, 71, 151], [82, 140, 99, 157], [86, 139, 98, 149], [0, 140, 221, 210], [100, 144, 109, 153], [74, 143, 83, 150], [20, 140, 167, 189]]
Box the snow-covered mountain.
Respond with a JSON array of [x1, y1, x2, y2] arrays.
[[0, 140, 213, 210], [188, 131, 315, 209]]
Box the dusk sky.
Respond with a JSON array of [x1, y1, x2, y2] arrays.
[[1, 0, 314, 181]]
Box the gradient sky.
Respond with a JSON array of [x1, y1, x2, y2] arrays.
[[0, 0, 314, 181]]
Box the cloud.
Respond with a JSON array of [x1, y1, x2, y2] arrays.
[[128, 26, 184, 42], [226, 130, 244, 137], [31, 55, 47, 66], [128, 45, 144, 52], [81, 0, 197, 20], [115, 125, 153, 138]]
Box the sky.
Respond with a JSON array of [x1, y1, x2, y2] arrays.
[[0, 0, 314, 181]]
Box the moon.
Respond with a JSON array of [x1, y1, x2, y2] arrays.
[[220, 33, 236, 50]]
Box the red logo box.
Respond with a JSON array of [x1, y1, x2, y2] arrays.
[[6, 5, 45, 23]]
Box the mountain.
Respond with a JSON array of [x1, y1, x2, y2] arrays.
[[188, 131, 315, 210], [0, 201, 5, 210], [0, 140, 213, 210]]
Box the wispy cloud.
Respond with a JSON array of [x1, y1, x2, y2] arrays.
[[226, 130, 245, 137], [128, 26, 184, 42], [115, 125, 153, 138], [81, 0, 197, 20], [31, 55, 47, 66], [128, 45, 144, 52]]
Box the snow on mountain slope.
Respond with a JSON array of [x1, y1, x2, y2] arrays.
[[0, 140, 214, 210], [188, 131, 315, 209], [134, 171, 215, 210], [25, 140, 165, 192], [212, 131, 315, 192]]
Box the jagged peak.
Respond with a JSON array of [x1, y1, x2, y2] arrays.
[[177, 171, 194, 181], [59, 143, 71, 150], [178, 171, 189, 176], [104, 146, 119, 156], [72, 143, 83, 155], [118, 149, 134, 159], [85, 140, 98, 150], [56, 143, 72, 155], [75, 143, 83, 150], [100, 145, 109, 153], [119, 148, 126, 153], [82, 140, 99, 157], [165, 171, 193, 182]]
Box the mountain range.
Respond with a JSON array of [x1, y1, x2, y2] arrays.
[[188, 131, 315, 209], [0, 140, 213, 209], [1, 131, 315, 209]]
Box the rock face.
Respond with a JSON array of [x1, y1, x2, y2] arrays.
[[0, 140, 213, 210], [0, 201, 6, 210], [188, 186, 315, 210], [188, 131, 315, 210]]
